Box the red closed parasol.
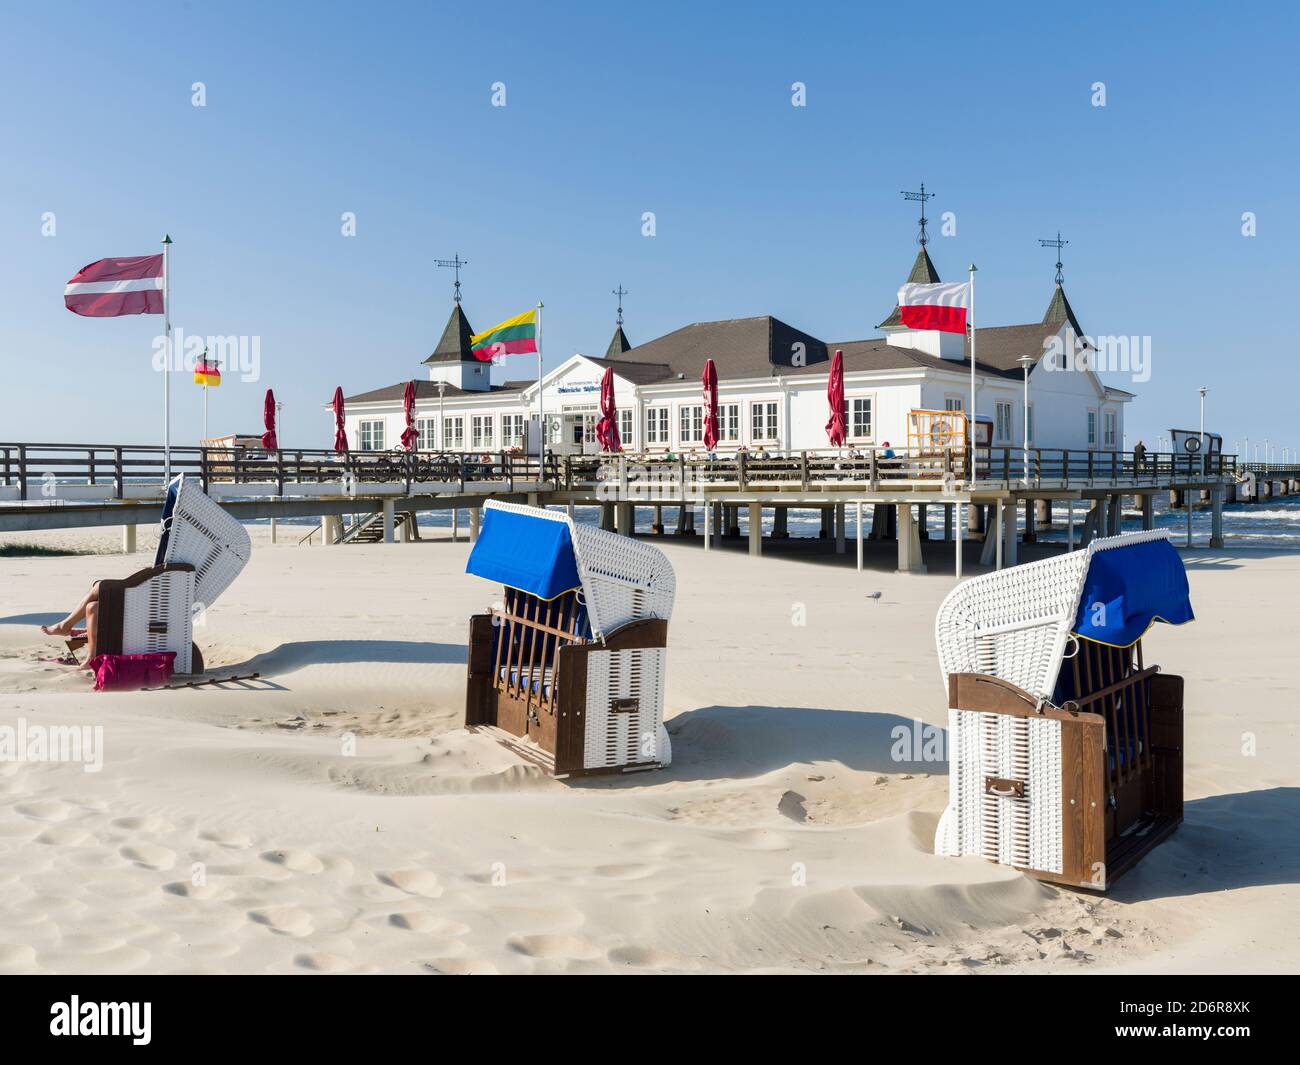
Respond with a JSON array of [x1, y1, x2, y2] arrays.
[[702, 358, 719, 450], [261, 388, 278, 450], [595, 366, 623, 452], [400, 379, 418, 451], [825, 349, 847, 447], [332, 386, 349, 453]]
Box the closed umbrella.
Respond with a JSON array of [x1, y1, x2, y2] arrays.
[[825, 349, 847, 447], [595, 366, 623, 452], [332, 386, 349, 453], [400, 379, 418, 451], [260, 388, 278, 450], [702, 358, 719, 450]]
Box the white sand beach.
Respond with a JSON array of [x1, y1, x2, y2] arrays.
[[0, 528, 1296, 974]]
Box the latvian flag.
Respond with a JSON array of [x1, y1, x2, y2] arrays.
[[897, 281, 970, 334], [470, 308, 538, 362], [194, 358, 221, 387], [64, 254, 164, 317]]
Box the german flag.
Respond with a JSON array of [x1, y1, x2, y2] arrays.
[[194, 358, 221, 387], [470, 308, 537, 362]]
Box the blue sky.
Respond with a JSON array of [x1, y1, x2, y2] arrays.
[[1, 1, 1296, 455]]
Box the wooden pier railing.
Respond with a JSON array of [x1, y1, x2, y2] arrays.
[[0, 441, 1238, 502]]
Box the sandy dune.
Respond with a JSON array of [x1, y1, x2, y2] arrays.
[[0, 526, 1296, 973]]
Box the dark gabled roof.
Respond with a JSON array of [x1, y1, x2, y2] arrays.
[[1042, 283, 1084, 336], [877, 246, 942, 328], [423, 304, 478, 364], [605, 325, 632, 359], [613, 316, 830, 381], [579, 355, 674, 385], [343, 378, 528, 404]]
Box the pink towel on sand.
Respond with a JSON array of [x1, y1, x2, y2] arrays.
[[88, 652, 176, 691]]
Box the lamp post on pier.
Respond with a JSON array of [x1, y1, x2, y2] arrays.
[[1018, 353, 1033, 486]]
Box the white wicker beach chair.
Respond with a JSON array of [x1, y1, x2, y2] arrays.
[[89, 475, 251, 675], [465, 499, 676, 776], [933, 530, 1190, 890]]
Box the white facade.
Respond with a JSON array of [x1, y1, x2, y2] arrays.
[[341, 311, 1130, 456]]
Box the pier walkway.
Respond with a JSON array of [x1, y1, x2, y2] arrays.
[[0, 440, 1251, 574]]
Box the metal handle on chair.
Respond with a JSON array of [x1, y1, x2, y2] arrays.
[[984, 777, 1025, 799]]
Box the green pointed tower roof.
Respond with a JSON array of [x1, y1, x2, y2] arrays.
[[423, 303, 478, 364], [877, 246, 942, 329], [1042, 283, 1084, 336], [605, 325, 632, 359]]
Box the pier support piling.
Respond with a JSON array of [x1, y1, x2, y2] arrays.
[[1141, 494, 1155, 531], [1023, 499, 1037, 543], [855, 501, 864, 571], [469, 506, 481, 543], [1210, 489, 1225, 549], [121, 524, 137, 554], [382, 499, 395, 543], [896, 504, 927, 574], [748, 502, 762, 557], [835, 503, 846, 554], [652, 505, 664, 535], [772, 506, 789, 539], [943, 504, 954, 543]]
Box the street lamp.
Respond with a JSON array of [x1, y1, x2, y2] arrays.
[[1017, 353, 1034, 485], [1198, 386, 1208, 475]]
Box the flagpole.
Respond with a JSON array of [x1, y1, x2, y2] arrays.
[[536, 301, 545, 474], [162, 234, 173, 485], [968, 262, 977, 488]]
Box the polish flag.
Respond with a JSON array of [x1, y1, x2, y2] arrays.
[[64, 254, 164, 317], [897, 281, 970, 334]]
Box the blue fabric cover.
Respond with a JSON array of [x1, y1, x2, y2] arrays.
[[1072, 538, 1194, 647], [465, 507, 581, 600], [153, 475, 183, 567]]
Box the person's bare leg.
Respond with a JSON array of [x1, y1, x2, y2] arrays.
[[82, 601, 99, 668], [42, 581, 100, 637]]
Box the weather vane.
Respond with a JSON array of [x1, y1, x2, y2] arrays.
[[900, 183, 935, 247], [612, 284, 628, 327], [1038, 232, 1068, 285], [435, 253, 469, 303]]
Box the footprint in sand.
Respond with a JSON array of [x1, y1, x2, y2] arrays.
[[35, 827, 95, 847], [732, 828, 790, 851], [248, 907, 314, 937], [119, 844, 176, 871], [294, 952, 352, 972], [162, 881, 224, 900], [376, 870, 442, 898], [199, 829, 253, 848], [260, 849, 325, 874], [423, 957, 498, 975], [15, 800, 73, 822], [593, 863, 657, 881], [388, 913, 470, 936], [507, 934, 603, 961], [607, 945, 700, 971], [112, 815, 174, 833], [0, 944, 37, 969]]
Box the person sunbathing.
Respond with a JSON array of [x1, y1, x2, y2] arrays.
[[40, 582, 101, 662]]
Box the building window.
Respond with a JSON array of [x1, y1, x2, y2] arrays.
[[502, 414, 525, 449], [945, 396, 963, 411], [359, 419, 385, 451], [995, 401, 1013, 444], [1104, 411, 1117, 449], [416, 417, 437, 451], [471, 414, 494, 450], [679, 404, 704, 445], [751, 401, 778, 442], [1087, 410, 1097, 447], [444, 416, 464, 451], [618, 409, 633, 447], [849, 396, 873, 440], [646, 407, 669, 445], [717, 402, 740, 442], [1027, 404, 1035, 444]]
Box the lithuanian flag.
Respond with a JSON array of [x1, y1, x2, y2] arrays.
[[470, 308, 537, 362], [194, 359, 221, 387]]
